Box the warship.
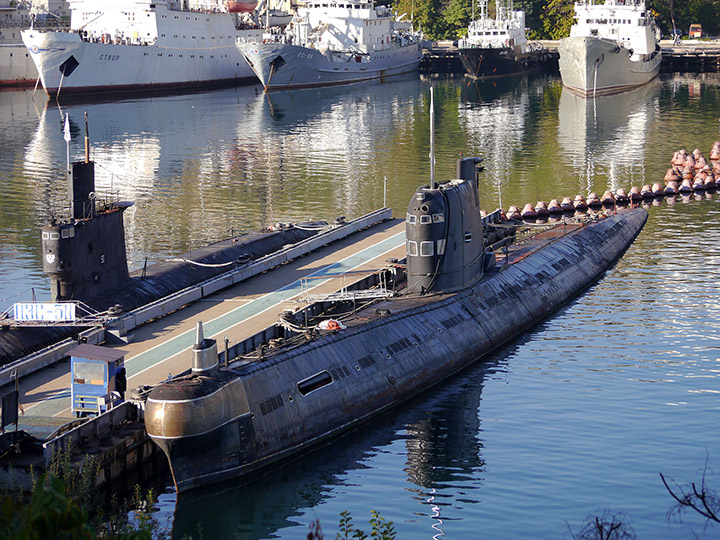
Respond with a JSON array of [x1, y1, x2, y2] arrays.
[[457, 0, 547, 80], [237, 0, 421, 91], [144, 91, 648, 493], [558, 0, 661, 97]]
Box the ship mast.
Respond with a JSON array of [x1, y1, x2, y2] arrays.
[[429, 87, 435, 189]]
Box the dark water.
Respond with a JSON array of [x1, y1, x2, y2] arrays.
[[2, 73, 720, 538]]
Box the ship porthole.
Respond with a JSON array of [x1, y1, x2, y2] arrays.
[[288, 396, 293, 402], [386, 354, 391, 359], [437, 328, 443, 333], [355, 365, 360, 370]]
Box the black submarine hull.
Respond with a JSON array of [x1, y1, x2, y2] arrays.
[[146, 207, 647, 492]]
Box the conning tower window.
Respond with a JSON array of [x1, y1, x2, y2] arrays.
[[420, 215, 432, 224], [406, 214, 417, 224], [407, 241, 418, 256], [420, 241, 434, 257]]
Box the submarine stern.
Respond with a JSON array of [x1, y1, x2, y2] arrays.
[[145, 322, 257, 491]]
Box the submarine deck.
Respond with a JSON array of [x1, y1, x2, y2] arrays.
[[10, 218, 408, 429], [9, 213, 589, 435], [224, 217, 590, 366]]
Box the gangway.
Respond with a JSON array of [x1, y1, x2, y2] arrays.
[[298, 269, 395, 303]]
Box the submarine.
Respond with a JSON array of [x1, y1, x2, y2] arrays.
[[0, 115, 325, 366], [144, 91, 648, 493]]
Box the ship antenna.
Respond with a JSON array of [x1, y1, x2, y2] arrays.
[[195, 321, 205, 347], [84, 111, 90, 163], [430, 87, 436, 190]]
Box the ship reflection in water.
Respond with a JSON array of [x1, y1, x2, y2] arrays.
[[557, 79, 661, 193], [13, 74, 423, 292], [458, 75, 528, 208], [169, 354, 495, 540]]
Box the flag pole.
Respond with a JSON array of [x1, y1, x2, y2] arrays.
[[64, 113, 71, 172]]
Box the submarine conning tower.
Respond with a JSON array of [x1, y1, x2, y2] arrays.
[[406, 156, 486, 293], [42, 159, 132, 302]]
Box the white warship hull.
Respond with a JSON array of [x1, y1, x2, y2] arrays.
[[558, 36, 661, 97], [238, 41, 422, 91], [0, 44, 37, 85], [22, 30, 258, 97]]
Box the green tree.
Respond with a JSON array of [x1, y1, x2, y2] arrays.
[[0, 474, 96, 540], [393, 0, 442, 37], [443, 0, 473, 38], [541, 0, 574, 39], [515, 0, 543, 39], [687, 0, 720, 35]]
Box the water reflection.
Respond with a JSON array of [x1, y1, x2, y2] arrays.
[[457, 76, 529, 209], [8, 76, 426, 292], [3, 74, 720, 538], [169, 359, 495, 540], [557, 80, 661, 192]]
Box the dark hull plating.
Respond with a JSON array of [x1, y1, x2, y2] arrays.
[[458, 47, 547, 79], [43, 76, 258, 103], [147, 208, 647, 492]]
